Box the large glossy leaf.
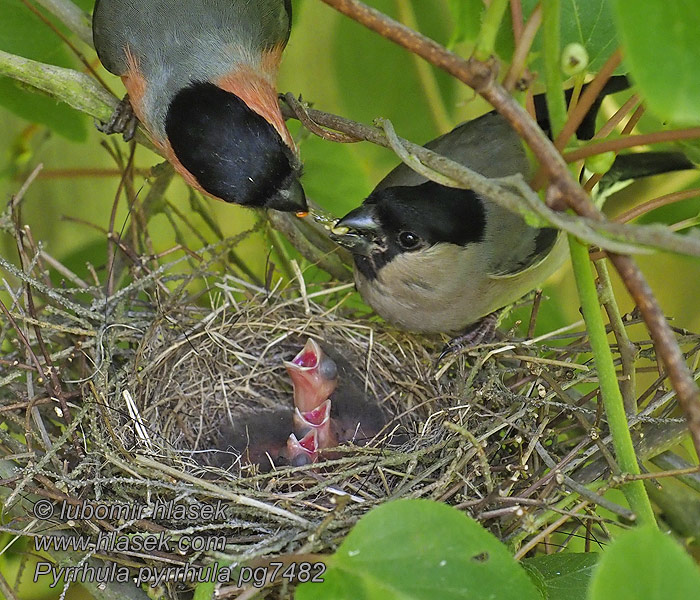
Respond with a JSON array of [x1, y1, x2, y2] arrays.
[[523, 553, 599, 600], [588, 526, 700, 600], [487, 0, 619, 78], [296, 499, 541, 600], [612, 0, 700, 125], [447, 0, 483, 47]]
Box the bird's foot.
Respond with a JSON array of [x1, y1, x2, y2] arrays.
[[438, 311, 501, 362], [97, 95, 138, 141]]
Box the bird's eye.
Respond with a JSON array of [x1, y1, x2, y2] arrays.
[[398, 231, 421, 250]]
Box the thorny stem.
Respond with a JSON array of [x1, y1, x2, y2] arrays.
[[318, 0, 700, 482]]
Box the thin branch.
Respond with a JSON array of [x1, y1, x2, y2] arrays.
[[0, 49, 116, 122], [595, 258, 637, 414], [565, 128, 700, 163], [554, 50, 623, 151], [615, 188, 700, 223], [282, 101, 700, 258], [473, 0, 510, 62], [32, 0, 92, 46], [318, 0, 700, 476], [22, 0, 112, 94], [503, 5, 542, 92]]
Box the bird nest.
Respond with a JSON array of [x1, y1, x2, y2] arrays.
[[0, 229, 692, 600]]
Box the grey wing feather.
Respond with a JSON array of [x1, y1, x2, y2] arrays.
[[376, 112, 530, 190], [92, 0, 292, 76], [92, 0, 291, 136]]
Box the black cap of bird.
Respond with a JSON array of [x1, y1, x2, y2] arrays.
[[92, 0, 307, 213], [331, 77, 694, 338]]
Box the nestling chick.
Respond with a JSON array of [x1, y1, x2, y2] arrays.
[[285, 338, 386, 464], [92, 0, 306, 212], [211, 339, 386, 469]]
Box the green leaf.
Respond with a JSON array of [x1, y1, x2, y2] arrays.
[[612, 0, 700, 125], [331, 0, 456, 143], [296, 499, 542, 600], [588, 526, 700, 600], [523, 553, 599, 600], [0, 0, 88, 140], [494, 1, 619, 78], [192, 580, 216, 600], [294, 123, 374, 216], [447, 0, 483, 46]]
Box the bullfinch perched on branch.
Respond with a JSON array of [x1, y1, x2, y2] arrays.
[[92, 0, 307, 213], [331, 77, 693, 340]]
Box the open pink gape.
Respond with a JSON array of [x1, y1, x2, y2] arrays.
[[284, 339, 340, 465]]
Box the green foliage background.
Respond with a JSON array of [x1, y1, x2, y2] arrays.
[[1, 0, 699, 341]]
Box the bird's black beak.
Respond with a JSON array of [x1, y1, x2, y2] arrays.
[[330, 205, 383, 256], [266, 178, 308, 213]]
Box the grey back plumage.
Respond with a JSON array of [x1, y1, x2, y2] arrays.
[[376, 112, 530, 190], [93, 0, 291, 137]]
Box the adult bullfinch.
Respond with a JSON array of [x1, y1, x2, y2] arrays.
[[92, 0, 307, 212], [331, 77, 694, 337]]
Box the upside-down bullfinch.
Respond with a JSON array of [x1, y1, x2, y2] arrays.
[[92, 0, 307, 212]]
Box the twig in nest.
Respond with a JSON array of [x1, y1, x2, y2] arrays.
[[283, 93, 361, 143], [317, 0, 700, 466]]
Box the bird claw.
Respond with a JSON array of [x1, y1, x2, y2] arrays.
[[438, 311, 501, 362], [97, 94, 138, 141]]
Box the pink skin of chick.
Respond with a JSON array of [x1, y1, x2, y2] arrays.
[[284, 339, 339, 460], [286, 429, 318, 466], [284, 338, 338, 412], [294, 398, 337, 449]]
